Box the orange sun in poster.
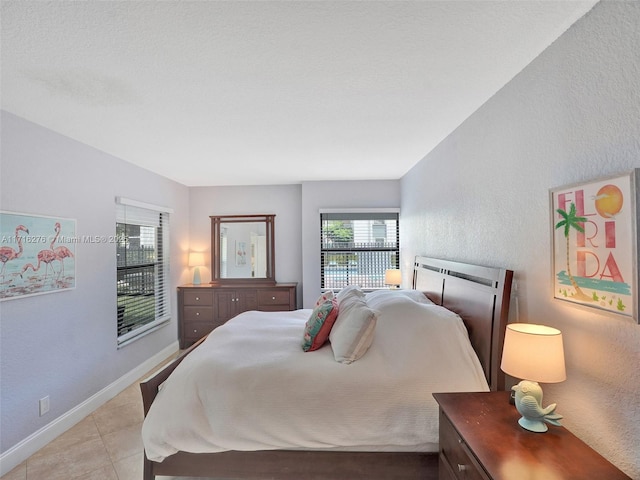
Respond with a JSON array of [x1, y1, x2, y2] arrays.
[[594, 184, 623, 218]]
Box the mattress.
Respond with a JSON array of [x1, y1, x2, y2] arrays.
[[142, 291, 489, 462]]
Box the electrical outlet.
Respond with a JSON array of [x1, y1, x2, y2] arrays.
[[39, 396, 50, 416]]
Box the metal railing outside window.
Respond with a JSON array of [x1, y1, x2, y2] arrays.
[[116, 199, 170, 347], [320, 211, 399, 290]]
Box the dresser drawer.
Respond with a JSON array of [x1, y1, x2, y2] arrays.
[[183, 289, 214, 306], [439, 410, 489, 480], [182, 321, 219, 342], [257, 288, 292, 308], [183, 306, 214, 322]]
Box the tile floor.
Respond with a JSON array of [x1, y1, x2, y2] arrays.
[[2, 353, 210, 480]]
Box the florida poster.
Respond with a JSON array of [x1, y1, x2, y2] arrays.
[[0, 211, 76, 300], [550, 170, 639, 321]]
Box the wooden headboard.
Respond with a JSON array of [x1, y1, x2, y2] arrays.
[[412, 256, 513, 391]]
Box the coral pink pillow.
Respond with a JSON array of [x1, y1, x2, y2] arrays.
[[302, 297, 339, 352]]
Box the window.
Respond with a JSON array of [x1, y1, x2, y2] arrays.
[[320, 210, 399, 290], [116, 198, 171, 347]]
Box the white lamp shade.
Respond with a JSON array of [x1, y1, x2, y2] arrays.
[[384, 269, 402, 286], [188, 252, 205, 267], [501, 323, 566, 383]]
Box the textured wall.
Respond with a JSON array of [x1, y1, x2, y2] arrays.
[[0, 112, 190, 453], [401, 2, 640, 477]]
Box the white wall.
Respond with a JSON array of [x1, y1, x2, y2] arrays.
[[0, 112, 189, 459], [301, 180, 401, 307], [188, 185, 303, 306], [401, 2, 639, 477]]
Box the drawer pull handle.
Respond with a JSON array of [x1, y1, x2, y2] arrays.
[[458, 464, 468, 472], [193, 329, 198, 333], [196, 312, 200, 316], [272, 296, 276, 300], [195, 297, 200, 301]]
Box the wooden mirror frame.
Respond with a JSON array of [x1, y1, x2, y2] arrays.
[[210, 214, 276, 286]]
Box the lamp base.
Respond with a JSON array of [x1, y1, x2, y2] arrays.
[[517, 416, 548, 433], [193, 267, 201, 285], [512, 380, 563, 433]]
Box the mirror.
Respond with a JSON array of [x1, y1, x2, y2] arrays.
[[210, 214, 275, 285]]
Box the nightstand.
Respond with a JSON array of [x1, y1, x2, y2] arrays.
[[433, 391, 630, 480]]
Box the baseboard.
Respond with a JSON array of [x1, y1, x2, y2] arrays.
[[0, 341, 179, 477]]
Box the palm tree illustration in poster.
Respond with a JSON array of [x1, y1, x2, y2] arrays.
[[551, 171, 638, 320]]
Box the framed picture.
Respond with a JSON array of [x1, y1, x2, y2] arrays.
[[0, 211, 76, 301], [550, 170, 639, 322], [235, 240, 247, 266]]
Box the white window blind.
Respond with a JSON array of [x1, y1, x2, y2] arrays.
[[320, 211, 399, 290], [116, 198, 171, 347]]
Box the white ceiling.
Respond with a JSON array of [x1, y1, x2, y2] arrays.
[[1, 1, 598, 187]]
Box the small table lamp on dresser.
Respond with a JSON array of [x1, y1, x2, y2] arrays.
[[384, 269, 401, 288], [188, 251, 205, 285], [500, 323, 566, 432]]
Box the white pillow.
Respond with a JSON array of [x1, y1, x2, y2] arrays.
[[365, 289, 434, 307], [336, 285, 365, 304], [330, 293, 378, 364]]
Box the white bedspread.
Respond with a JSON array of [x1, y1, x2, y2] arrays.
[[142, 296, 489, 462]]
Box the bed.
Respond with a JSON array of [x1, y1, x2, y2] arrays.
[[139, 256, 513, 479]]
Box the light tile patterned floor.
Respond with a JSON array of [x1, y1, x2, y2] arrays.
[[2, 354, 214, 480]]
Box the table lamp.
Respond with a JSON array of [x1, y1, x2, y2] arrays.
[[188, 252, 205, 285], [384, 269, 401, 289], [500, 323, 566, 432]]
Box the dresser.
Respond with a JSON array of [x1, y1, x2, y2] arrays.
[[433, 391, 630, 480], [177, 283, 297, 348]]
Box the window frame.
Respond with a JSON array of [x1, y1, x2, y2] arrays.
[[116, 197, 172, 348], [320, 208, 400, 291]]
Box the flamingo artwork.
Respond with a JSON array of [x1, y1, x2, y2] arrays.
[[21, 249, 58, 282], [23, 222, 75, 283], [0, 224, 29, 281], [1, 213, 76, 299], [51, 222, 75, 279]]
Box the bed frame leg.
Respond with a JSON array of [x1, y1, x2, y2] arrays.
[[143, 453, 154, 480]]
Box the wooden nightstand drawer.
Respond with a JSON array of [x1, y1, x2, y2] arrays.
[[183, 289, 214, 305], [439, 410, 489, 480], [257, 288, 292, 307], [183, 306, 214, 322]]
